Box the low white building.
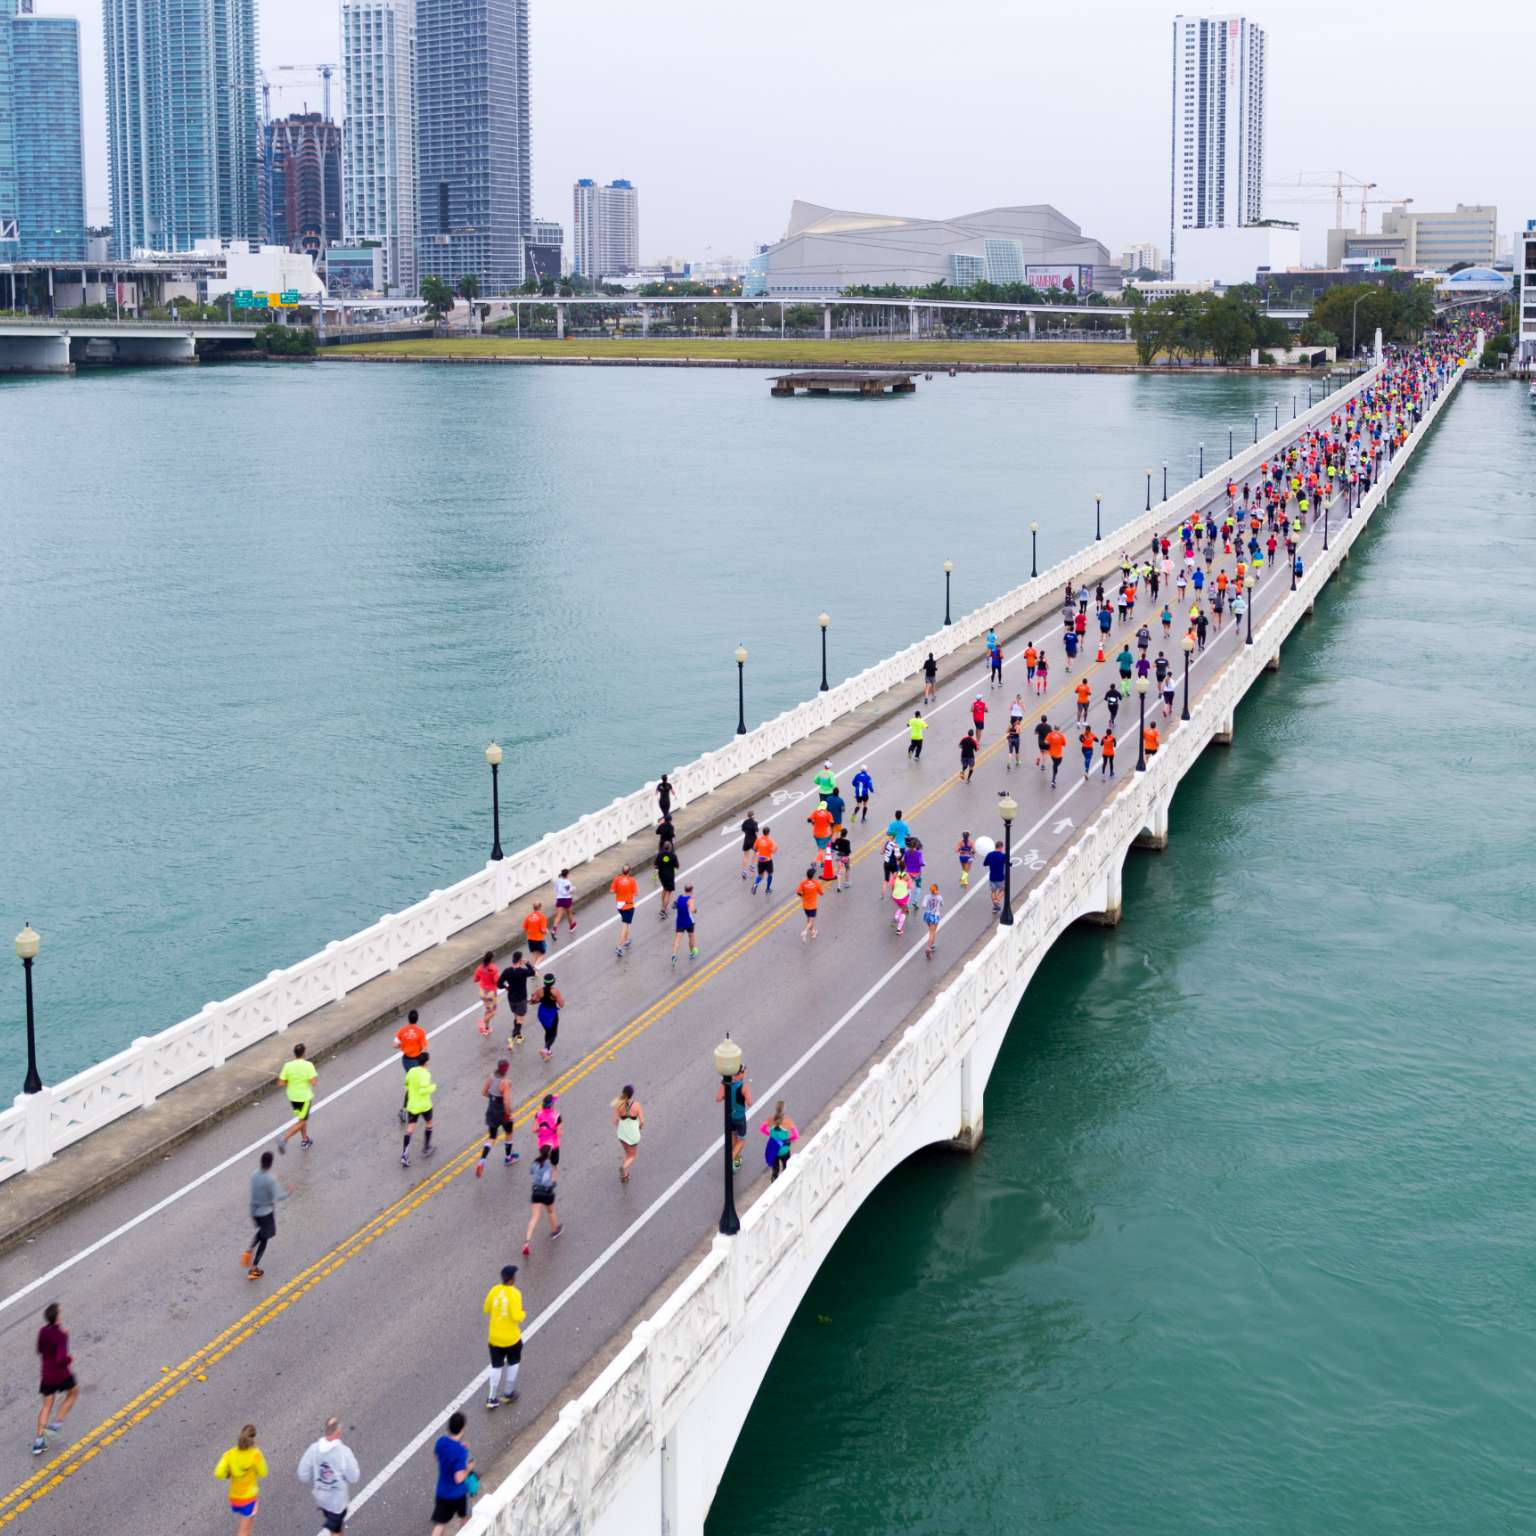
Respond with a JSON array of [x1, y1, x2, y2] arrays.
[[200, 240, 325, 302], [1174, 224, 1301, 286]]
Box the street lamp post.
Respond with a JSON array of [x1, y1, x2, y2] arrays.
[[713, 1036, 742, 1235], [485, 744, 505, 861], [15, 924, 41, 1095], [1094, 494, 1101, 541], [1290, 546, 1299, 591], [1253, 412, 1259, 444], [1198, 441, 1204, 478], [1145, 469, 1152, 511], [1273, 402, 1280, 431], [1135, 677, 1151, 771], [1161, 463, 1168, 501], [1228, 426, 1234, 459], [1292, 394, 1297, 419], [997, 795, 1017, 925], [1029, 521, 1039, 579], [1181, 632, 1194, 721], [734, 646, 748, 735], [1239, 591, 1252, 645], [1323, 498, 1330, 552], [818, 612, 830, 692], [943, 561, 953, 626]]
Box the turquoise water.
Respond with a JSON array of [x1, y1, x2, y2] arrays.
[[710, 381, 1536, 1534], [1, 362, 1291, 1083]]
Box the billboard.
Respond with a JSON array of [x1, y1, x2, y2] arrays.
[[1025, 265, 1094, 294]]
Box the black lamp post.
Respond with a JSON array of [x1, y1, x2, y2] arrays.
[[1161, 463, 1167, 501], [485, 744, 505, 861], [998, 795, 1017, 925], [1273, 402, 1279, 431], [15, 924, 41, 1095], [1181, 633, 1194, 721], [713, 1037, 743, 1233], [818, 612, 830, 692], [1290, 548, 1298, 591], [1292, 394, 1297, 419], [943, 561, 953, 625], [1323, 498, 1330, 552], [1253, 413, 1259, 444], [1228, 426, 1233, 459], [1094, 494, 1101, 541], [1198, 441, 1204, 477], [1135, 678, 1151, 771], [1029, 521, 1039, 578], [1145, 469, 1152, 511], [1239, 592, 1252, 645], [734, 645, 748, 734]]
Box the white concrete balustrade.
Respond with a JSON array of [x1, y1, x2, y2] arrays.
[[0, 358, 1402, 1186], [457, 347, 1469, 1536]]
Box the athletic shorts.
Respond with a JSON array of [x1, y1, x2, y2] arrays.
[[432, 1496, 469, 1525], [990, 880, 1004, 894], [923, 914, 939, 928], [676, 920, 695, 934], [485, 1113, 510, 1135], [802, 906, 818, 919], [289, 1098, 309, 1119], [489, 1340, 523, 1368], [231, 1500, 259, 1520], [555, 898, 573, 910], [815, 836, 829, 849], [756, 859, 774, 875], [730, 1118, 747, 1139], [253, 1213, 277, 1241], [401, 1054, 418, 1072], [527, 939, 546, 954], [509, 1000, 527, 1018], [40, 1374, 76, 1396], [531, 1187, 555, 1206], [407, 1110, 432, 1125], [854, 793, 868, 803], [320, 1510, 346, 1534], [618, 909, 634, 925]]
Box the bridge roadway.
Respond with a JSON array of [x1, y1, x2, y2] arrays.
[[0, 439, 1353, 1535]]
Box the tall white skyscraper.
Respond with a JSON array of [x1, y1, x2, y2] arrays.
[[572, 178, 639, 278], [342, 0, 418, 295], [1169, 14, 1266, 271]]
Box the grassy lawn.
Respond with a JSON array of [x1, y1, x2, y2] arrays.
[[326, 335, 1140, 367]]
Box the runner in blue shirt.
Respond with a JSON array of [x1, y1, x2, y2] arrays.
[[885, 812, 910, 849], [850, 766, 874, 824], [982, 845, 1009, 915]]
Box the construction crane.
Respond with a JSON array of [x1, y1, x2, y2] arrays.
[[260, 64, 338, 124], [1267, 172, 1412, 233]]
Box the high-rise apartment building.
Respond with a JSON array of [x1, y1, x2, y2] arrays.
[[1169, 14, 1266, 272], [0, 0, 86, 261], [265, 113, 342, 256], [104, 0, 261, 258], [341, 0, 417, 295], [522, 216, 562, 282], [571, 178, 639, 278], [415, 0, 530, 293]]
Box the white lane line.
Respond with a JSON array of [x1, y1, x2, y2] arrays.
[[333, 495, 1346, 1527], [332, 872, 995, 1529]]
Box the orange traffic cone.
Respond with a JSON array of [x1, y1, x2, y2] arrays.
[[1095, 642, 1105, 663]]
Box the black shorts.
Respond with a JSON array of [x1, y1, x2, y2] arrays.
[[756, 859, 774, 875], [619, 909, 634, 925], [432, 1495, 469, 1525], [731, 1118, 747, 1139], [485, 1114, 509, 1137], [489, 1340, 523, 1368], [252, 1212, 277, 1241], [40, 1374, 76, 1396], [854, 792, 868, 804], [508, 1000, 527, 1018], [401, 1054, 417, 1072], [527, 939, 546, 954], [320, 1509, 347, 1534], [531, 1187, 555, 1206], [407, 1110, 432, 1125]]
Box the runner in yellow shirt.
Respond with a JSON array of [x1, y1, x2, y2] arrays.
[[482, 1263, 526, 1408], [276, 1042, 316, 1153], [214, 1424, 268, 1536]]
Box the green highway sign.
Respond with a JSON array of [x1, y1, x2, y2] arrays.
[[279, 290, 300, 307], [232, 289, 254, 307]]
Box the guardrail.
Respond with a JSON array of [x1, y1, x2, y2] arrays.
[[460, 345, 1469, 1535], [0, 357, 1392, 1186]]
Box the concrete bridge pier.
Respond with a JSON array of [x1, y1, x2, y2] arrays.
[[1212, 710, 1235, 745], [823, 305, 831, 340], [1028, 312, 1037, 338], [557, 305, 566, 340], [907, 304, 918, 339], [102, 335, 197, 366], [0, 333, 72, 373], [1077, 851, 1124, 928], [1264, 648, 1281, 672], [728, 305, 737, 337], [948, 1045, 984, 1153], [1134, 792, 1171, 851]]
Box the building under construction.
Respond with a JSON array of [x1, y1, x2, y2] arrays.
[[264, 113, 342, 257]]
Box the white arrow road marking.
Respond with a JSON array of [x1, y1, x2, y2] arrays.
[[1052, 817, 1074, 834]]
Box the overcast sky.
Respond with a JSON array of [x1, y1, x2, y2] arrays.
[[60, 0, 1523, 266]]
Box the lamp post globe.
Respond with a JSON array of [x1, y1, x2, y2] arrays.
[[734, 646, 748, 735], [997, 795, 1018, 925], [713, 1036, 743, 1235], [15, 924, 41, 1095]]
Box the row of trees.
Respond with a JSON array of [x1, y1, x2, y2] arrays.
[[1128, 288, 1291, 364], [842, 279, 1113, 307]]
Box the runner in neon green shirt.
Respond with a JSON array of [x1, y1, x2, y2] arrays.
[[402, 1054, 435, 1166], [276, 1042, 317, 1152]]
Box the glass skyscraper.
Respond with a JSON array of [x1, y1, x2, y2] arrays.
[[104, 0, 262, 258], [415, 0, 530, 294], [0, 0, 86, 261]]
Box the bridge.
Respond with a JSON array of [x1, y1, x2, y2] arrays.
[[0, 331, 1469, 1535], [0, 318, 260, 373]]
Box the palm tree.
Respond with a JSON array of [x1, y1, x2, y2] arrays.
[[420, 275, 454, 331], [458, 274, 481, 332]]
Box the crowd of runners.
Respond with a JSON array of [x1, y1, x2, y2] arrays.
[[18, 328, 1471, 1536]]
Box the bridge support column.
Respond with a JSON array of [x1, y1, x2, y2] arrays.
[[1028, 312, 1036, 338], [642, 305, 650, 336], [1211, 711, 1235, 745], [1305, 597, 1315, 615], [1264, 648, 1280, 672], [111, 335, 197, 365], [823, 305, 831, 341], [0, 333, 73, 373], [729, 304, 737, 337], [948, 1044, 983, 1153], [557, 305, 566, 340], [1077, 854, 1123, 927], [908, 304, 918, 340], [1134, 793, 1170, 851]]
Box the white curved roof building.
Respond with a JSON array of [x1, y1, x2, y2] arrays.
[[744, 200, 1114, 297]]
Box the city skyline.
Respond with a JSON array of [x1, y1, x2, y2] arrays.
[[31, 0, 1529, 267]]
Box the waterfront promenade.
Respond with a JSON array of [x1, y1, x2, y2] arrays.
[[0, 339, 1468, 1534]]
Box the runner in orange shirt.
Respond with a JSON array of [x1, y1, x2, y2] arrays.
[[796, 867, 824, 942], [610, 865, 639, 959], [522, 901, 549, 959], [1100, 728, 1117, 778], [1024, 643, 1039, 688], [1143, 722, 1160, 762], [394, 1009, 426, 1123], [1078, 726, 1097, 779], [1045, 725, 1066, 789], [750, 828, 777, 895], [807, 803, 833, 850], [474, 951, 499, 1036], [1074, 678, 1092, 723]]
